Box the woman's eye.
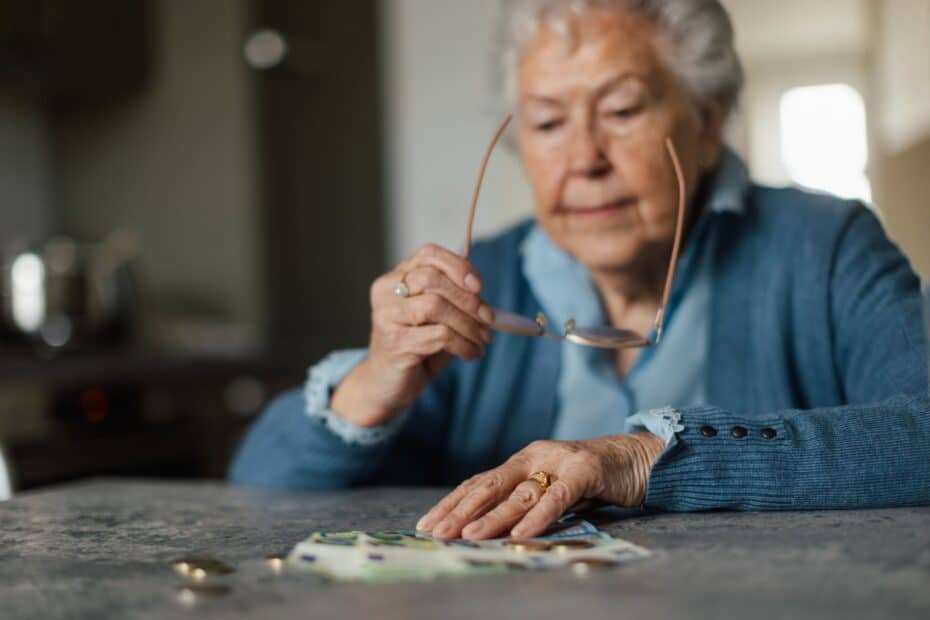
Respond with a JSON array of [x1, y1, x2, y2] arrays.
[[609, 107, 642, 119], [535, 120, 563, 132]]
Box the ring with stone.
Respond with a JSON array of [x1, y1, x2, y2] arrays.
[[527, 471, 556, 492], [393, 275, 411, 299]]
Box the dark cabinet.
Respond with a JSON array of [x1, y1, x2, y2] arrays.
[[251, 0, 388, 365], [0, 0, 150, 102]]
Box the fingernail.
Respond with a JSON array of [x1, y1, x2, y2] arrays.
[[462, 522, 482, 538], [511, 525, 526, 538], [465, 274, 482, 293], [478, 305, 494, 324], [417, 509, 438, 531]]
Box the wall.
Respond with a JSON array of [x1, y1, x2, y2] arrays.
[[722, 0, 869, 65], [872, 0, 930, 279], [874, 0, 930, 154], [380, 0, 534, 263], [52, 0, 264, 335], [877, 136, 930, 280], [719, 0, 930, 278], [720, 0, 872, 186]]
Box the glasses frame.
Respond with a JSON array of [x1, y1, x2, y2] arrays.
[[463, 114, 687, 350]]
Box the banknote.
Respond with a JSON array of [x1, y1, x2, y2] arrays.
[[286, 519, 650, 582], [289, 530, 489, 581], [289, 537, 367, 580]]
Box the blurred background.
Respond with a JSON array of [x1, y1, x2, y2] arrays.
[[0, 0, 927, 498]]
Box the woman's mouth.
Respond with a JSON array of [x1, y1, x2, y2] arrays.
[[556, 197, 637, 218]]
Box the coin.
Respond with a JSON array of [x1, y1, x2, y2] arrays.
[[551, 540, 595, 552], [503, 539, 552, 552], [172, 557, 235, 579], [265, 555, 286, 574], [176, 583, 231, 605]]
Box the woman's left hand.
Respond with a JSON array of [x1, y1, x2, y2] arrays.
[[415, 433, 665, 540]]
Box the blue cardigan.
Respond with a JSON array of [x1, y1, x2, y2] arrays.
[[230, 186, 930, 511]]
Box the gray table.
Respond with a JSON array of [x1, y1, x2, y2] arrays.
[[2, 479, 929, 619]]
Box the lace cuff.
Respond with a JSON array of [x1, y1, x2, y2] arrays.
[[304, 349, 410, 446], [625, 406, 685, 445]]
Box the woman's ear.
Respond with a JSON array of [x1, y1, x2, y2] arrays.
[[698, 102, 725, 172]]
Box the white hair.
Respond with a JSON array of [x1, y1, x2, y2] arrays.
[[495, 0, 744, 118]]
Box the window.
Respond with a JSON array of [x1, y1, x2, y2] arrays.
[[779, 84, 872, 203]]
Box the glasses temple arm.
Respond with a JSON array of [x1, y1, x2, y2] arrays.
[[653, 137, 687, 343], [464, 114, 513, 260]]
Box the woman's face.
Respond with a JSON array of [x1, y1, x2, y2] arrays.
[[516, 9, 722, 273]]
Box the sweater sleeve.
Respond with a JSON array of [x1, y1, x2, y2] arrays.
[[302, 349, 411, 446], [227, 352, 455, 491], [644, 207, 930, 511]]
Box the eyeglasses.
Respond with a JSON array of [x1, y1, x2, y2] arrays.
[[463, 114, 686, 349]]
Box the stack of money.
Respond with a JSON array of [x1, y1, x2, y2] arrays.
[[287, 520, 651, 582]]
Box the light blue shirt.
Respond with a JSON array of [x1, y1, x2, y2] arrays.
[[526, 148, 749, 441], [306, 148, 750, 446]]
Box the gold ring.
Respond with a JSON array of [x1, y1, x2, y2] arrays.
[[527, 471, 556, 492]]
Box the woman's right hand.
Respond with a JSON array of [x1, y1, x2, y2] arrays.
[[330, 244, 495, 428]]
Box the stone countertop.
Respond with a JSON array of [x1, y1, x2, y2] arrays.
[[1, 479, 929, 619]]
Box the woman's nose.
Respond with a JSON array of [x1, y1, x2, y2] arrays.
[[567, 125, 610, 178]]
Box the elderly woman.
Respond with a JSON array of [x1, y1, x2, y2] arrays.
[[230, 0, 930, 540]]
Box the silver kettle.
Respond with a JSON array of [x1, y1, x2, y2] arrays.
[[1, 230, 137, 352]]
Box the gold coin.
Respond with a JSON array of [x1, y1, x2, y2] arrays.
[[172, 557, 234, 578], [265, 555, 286, 573], [551, 540, 595, 552], [177, 583, 231, 598], [172, 559, 196, 577], [503, 539, 552, 552]]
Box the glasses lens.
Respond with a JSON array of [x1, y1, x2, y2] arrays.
[[564, 326, 650, 349], [486, 309, 546, 336]]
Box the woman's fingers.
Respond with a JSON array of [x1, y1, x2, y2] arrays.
[[376, 296, 487, 360], [402, 266, 495, 326], [369, 244, 494, 368], [372, 310, 479, 365], [403, 293, 490, 348], [415, 472, 497, 533], [416, 440, 605, 541], [404, 244, 483, 294], [430, 492, 498, 540], [511, 477, 585, 539], [416, 482, 471, 533], [461, 480, 545, 540], [408, 324, 483, 361], [420, 465, 525, 539]]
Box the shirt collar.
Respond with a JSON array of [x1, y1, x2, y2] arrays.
[[520, 146, 750, 329], [704, 146, 749, 216]]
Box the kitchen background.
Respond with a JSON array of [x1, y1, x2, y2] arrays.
[[0, 0, 928, 499]]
